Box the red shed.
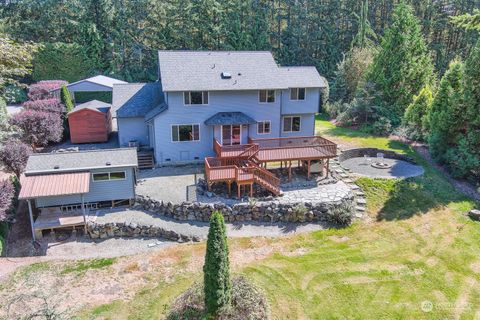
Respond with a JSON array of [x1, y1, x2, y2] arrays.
[[68, 100, 112, 144]]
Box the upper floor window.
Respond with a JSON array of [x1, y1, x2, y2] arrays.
[[283, 116, 301, 132], [184, 91, 208, 105], [172, 124, 200, 142], [259, 90, 275, 103], [257, 121, 271, 134], [290, 88, 306, 101], [92, 171, 126, 182]]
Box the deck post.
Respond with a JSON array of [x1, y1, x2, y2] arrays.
[[288, 161, 292, 181], [250, 183, 253, 197], [227, 181, 232, 196], [307, 160, 311, 179], [326, 159, 330, 178], [237, 184, 241, 199], [81, 194, 87, 234], [27, 199, 36, 242]]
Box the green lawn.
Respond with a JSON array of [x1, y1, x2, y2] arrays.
[[15, 115, 480, 319]]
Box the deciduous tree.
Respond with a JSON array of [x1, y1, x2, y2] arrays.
[[10, 110, 63, 149], [0, 139, 31, 178]]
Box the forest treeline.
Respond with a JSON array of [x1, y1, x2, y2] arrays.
[[0, 0, 478, 82]]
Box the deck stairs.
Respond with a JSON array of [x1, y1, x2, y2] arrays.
[[236, 145, 281, 195], [137, 151, 155, 169]]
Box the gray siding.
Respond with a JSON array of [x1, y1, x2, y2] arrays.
[[281, 88, 320, 115], [35, 167, 136, 207], [118, 117, 149, 146], [68, 81, 112, 93], [153, 89, 318, 163]]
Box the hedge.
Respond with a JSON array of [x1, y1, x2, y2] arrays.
[[32, 42, 97, 83]]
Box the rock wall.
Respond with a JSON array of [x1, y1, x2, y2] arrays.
[[135, 194, 356, 226], [86, 221, 200, 242], [339, 148, 415, 163]]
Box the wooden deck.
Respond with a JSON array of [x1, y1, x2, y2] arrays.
[[206, 136, 337, 197], [33, 207, 92, 238]]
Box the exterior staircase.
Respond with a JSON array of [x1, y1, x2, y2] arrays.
[[137, 151, 155, 169]]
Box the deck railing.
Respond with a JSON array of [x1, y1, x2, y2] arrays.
[[249, 136, 337, 157], [237, 143, 259, 159], [247, 162, 280, 190]]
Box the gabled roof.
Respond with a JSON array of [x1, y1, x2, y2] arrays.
[[52, 75, 127, 92], [25, 148, 138, 175], [158, 50, 327, 92], [204, 112, 256, 126], [113, 83, 164, 118], [144, 103, 168, 122], [67, 100, 111, 115]]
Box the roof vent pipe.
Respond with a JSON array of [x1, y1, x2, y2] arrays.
[[221, 72, 232, 79]]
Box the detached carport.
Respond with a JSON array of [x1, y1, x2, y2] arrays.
[[51, 75, 127, 104], [19, 172, 91, 241]]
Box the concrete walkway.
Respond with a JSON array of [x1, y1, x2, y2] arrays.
[[95, 208, 329, 240]]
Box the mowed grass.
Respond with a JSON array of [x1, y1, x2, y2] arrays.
[[74, 116, 480, 318]]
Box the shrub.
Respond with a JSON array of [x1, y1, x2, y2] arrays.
[[0, 179, 15, 221], [32, 42, 95, 83], [23, 98, 65, 114], [10, 110, 63, 149], [168, 276, 269, 320], [60, 86, 74, 113], [28, 80, 67, 100], [4, 85, 28, 104], [203, 211, 231, 315], [0, 139, 32, 177], [403, 86, 433, 141], [324, 101, 349, 119]]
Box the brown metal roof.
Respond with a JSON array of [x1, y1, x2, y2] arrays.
[[19, 172, 90, 199]]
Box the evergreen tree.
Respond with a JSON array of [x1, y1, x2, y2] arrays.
[[449, 39, 480, 179], [203, 211, 231, 315], [351, 0, 376, 49], [367, 2, 434, 126], [60, 86, 74, 113], [403, 85, 434, 141], [427, 59, 465, 163]]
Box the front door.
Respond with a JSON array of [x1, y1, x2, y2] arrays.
[[222, 125, 241, 146]]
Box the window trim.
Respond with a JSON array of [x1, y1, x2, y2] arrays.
[[290, 88, 306, 101], [258, 89, 275, 103], [171, 123, 201, 143], [257, 120, 271, 135], [282, 116, 302, 133], [92, 171, 127, 182], [183, 91, 209, 106]]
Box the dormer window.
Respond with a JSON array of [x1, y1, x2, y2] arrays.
[[290, 88, 306, 101], [259, 90, 275, 103], [184, 91, 209, 105]]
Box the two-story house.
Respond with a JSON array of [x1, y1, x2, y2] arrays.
[[113, 51, 327, 164]]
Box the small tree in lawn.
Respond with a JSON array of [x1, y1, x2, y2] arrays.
[[403, 85, 434, 141], [9, 110, 63, 150], [0, 139, 32, 178], [203, 211, 231, 315], [60, 86, 74, 113]]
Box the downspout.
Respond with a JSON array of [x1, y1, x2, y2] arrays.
[[279, 89, 283, 137]]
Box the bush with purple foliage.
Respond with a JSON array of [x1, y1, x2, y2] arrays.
[[23, 98, 65, 114], [0, 139, 32, 177], [28, 80, 67, 100], [0, 179, 15, 221], [9, 110, 63, 149]]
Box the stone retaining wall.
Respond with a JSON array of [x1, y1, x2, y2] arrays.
[[86, 221, 199, 242], [339, 148, 415, 163], [135, 194, 356, 226]]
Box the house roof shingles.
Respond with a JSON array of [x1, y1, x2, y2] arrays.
[[204, 112, 256, 126], [113, 83, 164, 118], [25, 148, 138, 174], [158, 50, 327, 92]]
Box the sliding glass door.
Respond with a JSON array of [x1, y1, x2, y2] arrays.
[[222, 125, 241, 146]]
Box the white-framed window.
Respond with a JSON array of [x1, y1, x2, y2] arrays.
[[172, 124, 200, 142], [257, 121, 271, 134], [290, 88, 306, 101], [259, 90, 275, 103], [283, 116, 301, 132], [92, 171, 126, 182], [184, 91, 209, 105]]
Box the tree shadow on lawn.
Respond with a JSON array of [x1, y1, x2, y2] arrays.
[[373, 168, 468, 221]]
